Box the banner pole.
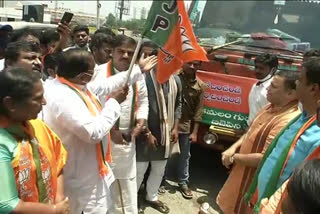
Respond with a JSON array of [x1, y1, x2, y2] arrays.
[[126, 36, 143, 84]]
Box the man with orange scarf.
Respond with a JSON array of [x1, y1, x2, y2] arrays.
[[42, 49, 144, 214], [245, 57, 320, 213], [0, 67, 68, 213]]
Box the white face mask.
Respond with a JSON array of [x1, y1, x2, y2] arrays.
[[260, 73, 273, 82]]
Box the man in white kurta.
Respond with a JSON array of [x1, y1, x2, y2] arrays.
[[247, 53, 278, 126], [95, 35, 149, 214], [247, 77, 272, 125], [42, 49, 143, 214]]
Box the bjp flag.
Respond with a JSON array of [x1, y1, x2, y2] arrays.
[[143, 0, 208, 83]]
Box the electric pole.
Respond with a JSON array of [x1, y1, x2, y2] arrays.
[[97, 0, 101, 29], [119, 0, 124, 21], [54, 0, 58, 23]]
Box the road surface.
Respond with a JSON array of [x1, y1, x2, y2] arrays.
[[139, 144, 229, 214]]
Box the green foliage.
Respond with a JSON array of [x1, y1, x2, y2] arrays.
[[104, 13, 146, 34], [105, 13, 117, 28]]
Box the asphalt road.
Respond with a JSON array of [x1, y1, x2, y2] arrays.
[[140, 144, 229, 214]]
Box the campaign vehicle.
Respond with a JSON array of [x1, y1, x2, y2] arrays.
[[189, 0, 319, 149]]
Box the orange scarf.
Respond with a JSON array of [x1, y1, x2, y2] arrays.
[[57, 76, 111, 177], [0, 117, 66, 204]]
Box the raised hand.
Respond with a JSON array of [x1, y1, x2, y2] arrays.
[[139, 53, 158, 73]]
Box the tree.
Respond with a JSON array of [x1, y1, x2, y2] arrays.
[[104, 13, 147, 34], [123, 19, 146, 32], [105, 13, 117, 28]]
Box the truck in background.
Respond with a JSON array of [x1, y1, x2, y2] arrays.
[[188, 0, 320, 149]]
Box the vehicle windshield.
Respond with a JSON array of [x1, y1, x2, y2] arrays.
[[190, 0, 320, 52]]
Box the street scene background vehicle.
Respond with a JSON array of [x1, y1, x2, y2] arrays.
[[189, 0, 319, 147]]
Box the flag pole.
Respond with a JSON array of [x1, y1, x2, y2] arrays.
[[126, 36, 143, 83]]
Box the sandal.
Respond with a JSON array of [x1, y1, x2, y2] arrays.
[[146, 200, 170, 213], [179, 185, 193, 199]]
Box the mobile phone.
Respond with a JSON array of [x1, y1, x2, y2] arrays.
[[317, 107, 320, 127], [60, 12, 73, 24]]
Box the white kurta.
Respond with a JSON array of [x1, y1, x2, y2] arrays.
[[42, 69, 143, 214], [95, 63, 148, 214], [247, 76, 272, 126], [95, 63, 149, 179]]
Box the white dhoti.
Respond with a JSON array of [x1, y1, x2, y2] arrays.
[[108, 177, 138, 214], [108, 141, 138, 214], [136, 160, 168, 201]]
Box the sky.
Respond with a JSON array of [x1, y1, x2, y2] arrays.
[[31, 0, 192, 20], [36, 1, 153, 20]]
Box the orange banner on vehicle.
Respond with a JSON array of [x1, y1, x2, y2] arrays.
[[197, 71, 257, 114]]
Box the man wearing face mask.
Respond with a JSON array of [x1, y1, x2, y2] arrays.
[[247, 54, 278, 126], [42, 48, 145, 214]]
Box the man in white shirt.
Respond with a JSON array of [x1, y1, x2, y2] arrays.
[[90, 32, 113, 66], [247, 53, 278, 126], [64, 25, 90, 52], [96, 35, 155, 214], [42, 48, 143, 214]]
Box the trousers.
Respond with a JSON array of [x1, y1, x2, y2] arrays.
[[136, 160, 168, 201]]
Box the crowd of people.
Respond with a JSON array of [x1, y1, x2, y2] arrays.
[[217, 50, 320, 214], [0, 21, 205, 214], [1, 18, 320, 214]]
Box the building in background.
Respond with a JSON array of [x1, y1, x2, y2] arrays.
[[0, 0, 105, 27], [140, 7, 146, 19]]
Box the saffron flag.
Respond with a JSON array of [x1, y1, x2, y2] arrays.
[[143, 0, 208, 83]]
